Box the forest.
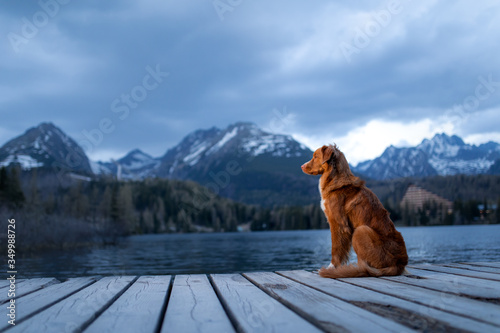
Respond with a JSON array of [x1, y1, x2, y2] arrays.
[[0, 165, 499, 252], [0, 166, 326, 252]]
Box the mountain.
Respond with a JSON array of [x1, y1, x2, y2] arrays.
[[7, 122, 498, 204], [0, 122, 93, 174], [155, 122, 318, 205], [91, 149, 160, 180], [88, 121, 318, 205], [157, 122, 309, 176], [353, 133, 500, 180], [488, 159, 500, 175], [0, 121, 317, 205]]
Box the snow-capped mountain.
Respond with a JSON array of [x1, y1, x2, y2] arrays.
[[157, 122, 311, 179], [0, 122, 93, 174], [92, 149, 160, 180], [153, 122, 317, 205], [353, 133, 500, 180], [5, 122, 498, 204], [354, 146, 438, 180]]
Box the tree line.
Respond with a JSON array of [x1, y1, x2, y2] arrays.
[[0, 166, 499, 252], [0, 166, 327, 252], [367, 174, 500, 226]]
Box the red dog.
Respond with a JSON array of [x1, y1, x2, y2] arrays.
[[301, 145, 408, 278]]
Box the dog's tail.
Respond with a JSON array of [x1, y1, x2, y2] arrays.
[[318, 261, 405, 279]]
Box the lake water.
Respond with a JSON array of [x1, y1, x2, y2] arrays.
[[19, 224, 500, 280]]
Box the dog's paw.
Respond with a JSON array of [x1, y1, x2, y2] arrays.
[[318, 263, 335, 275]]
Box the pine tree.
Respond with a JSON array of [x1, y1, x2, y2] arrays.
[[402, 203, 411, 226], [7, 167, 25, 206], [0, 166, 8, 201], [142, 208, 154, 233], [153, 198, 165, 233], [99, 186, 112, 219], [67, 181, 89, 218], [89, 185, 101, 223], [496, 198, 500, 224], [110, 183, 119, 221], [29, 168, 39, 206], [44, 192, 56, 215], [117, 184, 136, 233]]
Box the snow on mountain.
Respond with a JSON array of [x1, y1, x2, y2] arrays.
[[353, 133, 500, 180], [429, 157, 495, 176], [0, 155, 44, 169], [184, 141, 211, 166], [153, 121, 317, 205], [90, 160, 113, 175], [118, 149, 159, 170], [0, 122, 93, 174], [5, 123, 499, 184], [157, 122, 311, 178], [206, 126, 238, 155], [417, 134, 464, 158], [241, 132, 304, 157], [92, 149, 160, 180]]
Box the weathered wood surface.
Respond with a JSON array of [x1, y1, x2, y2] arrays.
[[9, 276, 136, 333], [211, 274, 321, 333], [244, 271, 415, 333], [0, 278, 58, 304], [0, 277, 96, 332], [386, 266, 500, 298], [1, 262, 499, 333], [443, 263, 500, 274], [467, 262, 500, 268], [85, 276, 172, 333], [410, 264, 500, 281], [162, 275, 234, 333], [279, 270, 500, 332]]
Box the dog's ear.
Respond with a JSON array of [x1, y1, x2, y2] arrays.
[[321, 145, 334, 165]]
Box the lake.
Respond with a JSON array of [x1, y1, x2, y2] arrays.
[[19, 224, 500, 280]]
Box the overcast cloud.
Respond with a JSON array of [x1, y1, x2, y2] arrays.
[[1, 0, 499, 164]]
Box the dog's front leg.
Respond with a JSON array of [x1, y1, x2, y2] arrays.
[[328, 217, 352, 266]]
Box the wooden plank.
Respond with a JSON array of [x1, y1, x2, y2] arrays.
[[337, 273, 500, 328], [0, 277, 96, 332], [0, 278, 59, 304], [210, 274, 322, 333], [279, 270, 500, 332], [443, 263, 500, 274], [464, 262, 500, 269], [10, 276, 136, 333], [0, 279, 26, 289], [85, 276, 171, 333], [244, 272, 416, 333], [385, 267, 500, 298], [410, 264, 500, 281], [162, 275, 235, 333]]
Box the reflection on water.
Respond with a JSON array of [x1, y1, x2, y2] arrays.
[[19, 224, 500, 280]]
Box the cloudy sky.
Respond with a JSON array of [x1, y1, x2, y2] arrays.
[[1, 0, 500, 165]]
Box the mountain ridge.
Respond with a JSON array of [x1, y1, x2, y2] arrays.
[[1, 123, 500, 199], [0, 122, 93, 175], [352, 133, 500, 180]]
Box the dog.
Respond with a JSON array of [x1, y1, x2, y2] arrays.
[[301, 144, 408, 278]]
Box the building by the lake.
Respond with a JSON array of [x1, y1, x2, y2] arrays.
[[400, 184, 453, 225]]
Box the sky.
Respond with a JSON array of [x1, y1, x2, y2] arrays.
[[1, 0, 500, 165]]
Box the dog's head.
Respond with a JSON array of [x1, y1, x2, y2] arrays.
[[301, 145, 335, 175], [301, 144, 350, 176]]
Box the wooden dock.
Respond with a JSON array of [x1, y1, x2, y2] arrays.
[[1, 262, 500, 333]]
